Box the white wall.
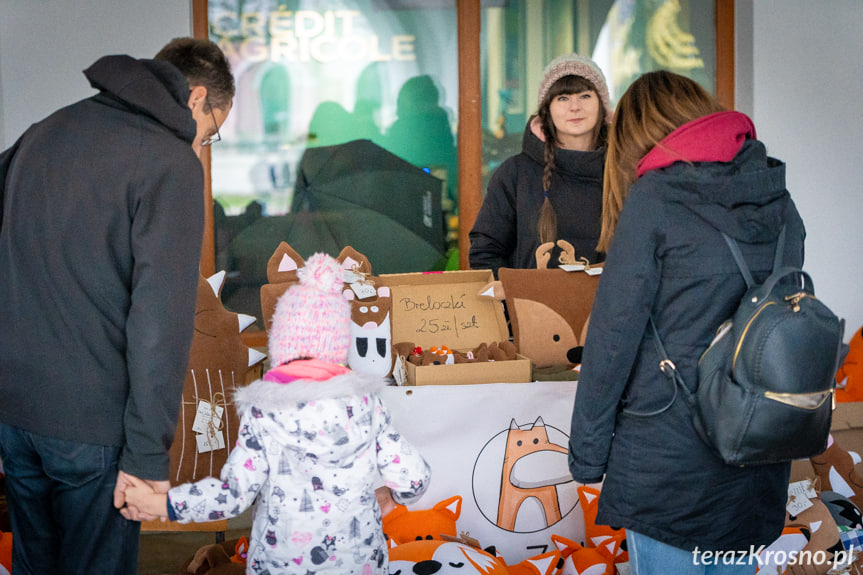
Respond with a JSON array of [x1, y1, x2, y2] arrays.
[[0, 0, 192, 146], [737, 0, 863, 339]]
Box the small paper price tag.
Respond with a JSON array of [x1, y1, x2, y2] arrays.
[[350, 282, 377, 300], [192, 400, 224, 435], [585, 267, 603, 276], [786, 480, 817, 515], [559, 264, 587, 272], [343, 269, 362, 284], [196, 429, 225, 453]]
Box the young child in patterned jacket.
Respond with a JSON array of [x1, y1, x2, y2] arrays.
[[124, 253, 431, 574]]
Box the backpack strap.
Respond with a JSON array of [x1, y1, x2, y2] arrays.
[[722, 225, 787, 289], [622, 318, 695, 417]]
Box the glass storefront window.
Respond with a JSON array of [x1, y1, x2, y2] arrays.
[[206, 0, 717, 332], [208, 1, 459, 328]]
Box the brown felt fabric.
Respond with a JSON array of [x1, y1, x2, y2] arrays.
[[498, 267, 601, 368], [168, 274, 259, 484], [260, 244, 378, 332]]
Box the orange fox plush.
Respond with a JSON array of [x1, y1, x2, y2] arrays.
[[577, 486, 629, 565], [836, 326, 863, 402], [0, 531, 11, 575], [382, 495, 462, 544], [551, 534, 618, 575], [388, 540, 510, 574]]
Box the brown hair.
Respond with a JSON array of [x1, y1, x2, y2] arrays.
[[155, 37, 235, 112], [536, 75, 609, 244], [597, 70, 724, 252]]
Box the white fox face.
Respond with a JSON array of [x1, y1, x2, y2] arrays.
[[345, 287, 393, 377]]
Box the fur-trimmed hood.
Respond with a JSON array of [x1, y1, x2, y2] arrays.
[[231, 371, 392, 467], [234, 371, 389, 412]]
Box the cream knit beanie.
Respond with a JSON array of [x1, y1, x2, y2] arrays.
[[537, 53, 612, 123]]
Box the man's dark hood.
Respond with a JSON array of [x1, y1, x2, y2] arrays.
[[84, 55, 197, 143]]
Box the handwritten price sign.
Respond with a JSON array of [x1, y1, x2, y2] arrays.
[[383, 273, 506, 350]]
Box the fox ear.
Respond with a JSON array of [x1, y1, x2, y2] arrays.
[[206, 270, 226, 297], [478, 281, 505, 300]]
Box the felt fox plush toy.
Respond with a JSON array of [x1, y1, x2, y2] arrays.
[[0, 531, 11, 575], [551, 534, 618, 575], [785, 496, 845, 575], [482, 263, 601, 368], [260, 243, 377, 332], [577, 486, 629, 565], [836, 326, 863, 402], [809, 436, 863, 510], [167, 272, 266, 484], [382, 495, 462, 544], [260, 242, 304, 332], [344, 286, 394, 377], [505, 549, 561, 575], [388, 539, 510, 574], [755, 527, 808, 574]]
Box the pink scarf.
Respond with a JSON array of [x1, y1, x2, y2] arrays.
[[263, 359, 350, 384], [636, 111, 756, 179]]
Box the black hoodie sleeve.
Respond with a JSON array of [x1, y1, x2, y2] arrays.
[[0, 138, 22, 234], [469, 160, 519, 278], [121, 141, 204, 480]]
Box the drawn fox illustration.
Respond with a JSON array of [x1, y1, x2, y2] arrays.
[[497, 417, 572, 531]]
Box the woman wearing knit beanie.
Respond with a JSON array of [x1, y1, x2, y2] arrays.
[[469, 53, 611, 276], [123, 253, 431, 574]]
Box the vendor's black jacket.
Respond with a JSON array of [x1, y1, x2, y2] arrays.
[[469, 119, 605, 276], [0, 55, 203, 480], [568, 139, 804, 551]]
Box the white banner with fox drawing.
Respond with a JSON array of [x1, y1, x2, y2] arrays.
[[381, 380, 584, 566]]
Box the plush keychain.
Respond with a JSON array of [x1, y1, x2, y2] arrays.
[[344, 286, 394, 377]]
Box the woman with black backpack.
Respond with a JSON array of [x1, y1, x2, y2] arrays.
[[568, 70, 806, 574]]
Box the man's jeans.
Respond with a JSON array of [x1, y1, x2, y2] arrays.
[[0, 424, 140, 574]]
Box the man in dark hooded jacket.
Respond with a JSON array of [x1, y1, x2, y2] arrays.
[[0, 37, 234, 573]]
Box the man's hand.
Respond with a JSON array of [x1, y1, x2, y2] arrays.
[[114, 470, 170, 522]]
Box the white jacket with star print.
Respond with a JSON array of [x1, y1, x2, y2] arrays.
[[167, 372, 431, 574]]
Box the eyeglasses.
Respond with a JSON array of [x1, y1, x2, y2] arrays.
[[201, 98, 221, 147]]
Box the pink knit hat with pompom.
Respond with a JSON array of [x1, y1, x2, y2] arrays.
[[267, 253, 351, 366]]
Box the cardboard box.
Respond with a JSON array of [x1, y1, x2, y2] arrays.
[[378, 270, 532, 385], [790, 401, 863, 483]]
